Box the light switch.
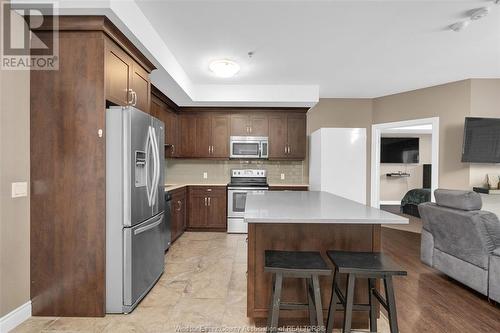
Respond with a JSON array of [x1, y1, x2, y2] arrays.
[[280, 173, 285, 180], [11, 182, 28, 198], [203, 172, 208, 179]]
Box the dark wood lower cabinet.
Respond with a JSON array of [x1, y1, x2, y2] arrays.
[[187, 186, 227, 231], [170, 187, 187, 242]]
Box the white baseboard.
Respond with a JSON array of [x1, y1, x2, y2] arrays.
[[380, 200, 401, 205], [0, 301, 31, 333]]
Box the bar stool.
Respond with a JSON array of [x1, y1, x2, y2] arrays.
[[325, 251, 407, 333], [264, 250, 331, 333]]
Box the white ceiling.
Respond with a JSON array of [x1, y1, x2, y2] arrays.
[[136, 0, 500, 98], [20, 0, 500, 106]]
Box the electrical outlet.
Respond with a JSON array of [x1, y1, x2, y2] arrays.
[[11, 182, 28, 198], [280, 173, 285, 180], [203, 172, 208, 179]]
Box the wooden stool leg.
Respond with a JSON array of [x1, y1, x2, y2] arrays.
[[312, 275, 325, 332], [342, 274, 356, 333], [307, 278, 317, 326], [326, 270, 340, 333], [368, 278, 377, 333], [384, 276, 399, 333], [267, 273, 283, 333]]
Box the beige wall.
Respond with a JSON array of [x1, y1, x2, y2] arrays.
[[469, 79, 500, 187], [306, 99, 373, 202], [380, 134, 432, 202], [0, 13, 31, 317], [373, 80, 472, 190]]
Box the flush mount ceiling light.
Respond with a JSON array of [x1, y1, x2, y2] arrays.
[[469, 7, 490, 20], [209, 59, 240, 78], [449, 20, 470, 32]]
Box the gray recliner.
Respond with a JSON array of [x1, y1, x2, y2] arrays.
[[419, 189, 500, 303]]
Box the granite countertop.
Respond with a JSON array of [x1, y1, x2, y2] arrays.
[[244, 191, 408, 224]]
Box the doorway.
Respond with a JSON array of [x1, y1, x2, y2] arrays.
[[371, 117, 439, 209]]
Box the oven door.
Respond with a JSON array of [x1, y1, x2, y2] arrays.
[[228, 187, 268, 218], [230, 140, 261, 158]]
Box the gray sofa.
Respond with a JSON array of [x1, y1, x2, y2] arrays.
[[419, 189, 500, 303]]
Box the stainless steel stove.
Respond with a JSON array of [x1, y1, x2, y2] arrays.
[[227, 169, 268, 233]]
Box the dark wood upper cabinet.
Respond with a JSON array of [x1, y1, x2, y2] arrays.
[[164, 111, 178, 158], [105, 41, 131, 106], [286, 114, 307, 159], [230, 114, 249, 136], [176, 113, 229, 159], [211, 114, 230, 157], [269, 113, 306, 160], [268, 114, 288, 159], [250, 114, 269, 136], [195, 114, 212, 157], [105, 38, 151, 113], [151, 95, 178, 158], [130, 64, 150, 113], [178, 113, 197, 157], [230, 113, 268, 136], [187, 186, 227, 230]]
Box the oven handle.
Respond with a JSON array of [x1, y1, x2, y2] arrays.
[[227, 187, 269, 191]]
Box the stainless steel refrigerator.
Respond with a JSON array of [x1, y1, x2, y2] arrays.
[[105, 106, 166, 313]]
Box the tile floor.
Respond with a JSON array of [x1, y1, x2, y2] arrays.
[[12, 232, 390, 333]]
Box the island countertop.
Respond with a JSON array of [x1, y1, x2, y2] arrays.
[[244, 190, 408, 224]]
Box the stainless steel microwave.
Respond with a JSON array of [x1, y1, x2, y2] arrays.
[[229, 136, 269, 159]]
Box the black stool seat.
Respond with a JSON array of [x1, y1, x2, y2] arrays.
[[265, 250, 331, 275], [264, 250, 331, 333], [327, 251, 407, 276], [325, 251, 407, 333]]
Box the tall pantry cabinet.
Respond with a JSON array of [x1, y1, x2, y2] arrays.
[[30, 16, 155, 317]]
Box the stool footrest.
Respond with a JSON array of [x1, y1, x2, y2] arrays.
[[332, 302, 372, 312], [280, 303, 309, 310]]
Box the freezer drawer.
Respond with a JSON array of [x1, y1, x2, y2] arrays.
[[123, 213, 165, 311]]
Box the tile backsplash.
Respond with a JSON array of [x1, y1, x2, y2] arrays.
[[165, 159, 307, 184]]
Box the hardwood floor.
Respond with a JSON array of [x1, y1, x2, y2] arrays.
[[382, 227, 500, 332]]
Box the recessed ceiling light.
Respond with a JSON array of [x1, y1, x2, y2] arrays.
[[469, 7, 490, 20], [449, 20, 470, 32], [209, 59, 240, 78]]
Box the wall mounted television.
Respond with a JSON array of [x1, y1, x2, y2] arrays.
[[381, 137, 419, 163], [462, 117, 500, 163]]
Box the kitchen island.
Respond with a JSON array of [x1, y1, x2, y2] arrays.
[[245, 191, 407, 328]]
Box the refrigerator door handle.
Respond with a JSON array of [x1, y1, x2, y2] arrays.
[[145, 126, 152, 207], [146, 126, 156, 207], [150, 126, 160, 205]]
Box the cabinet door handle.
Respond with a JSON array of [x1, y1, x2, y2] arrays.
[[176, 200, 182, 211], [172, 144, 175, 155], [204, 197, 207, 206], [287, 145, 291, 154], [127, 88, 134, 105], [132, 91, 137, 106], [208, 197, 211, 206], [284, 145, 287, 154]]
